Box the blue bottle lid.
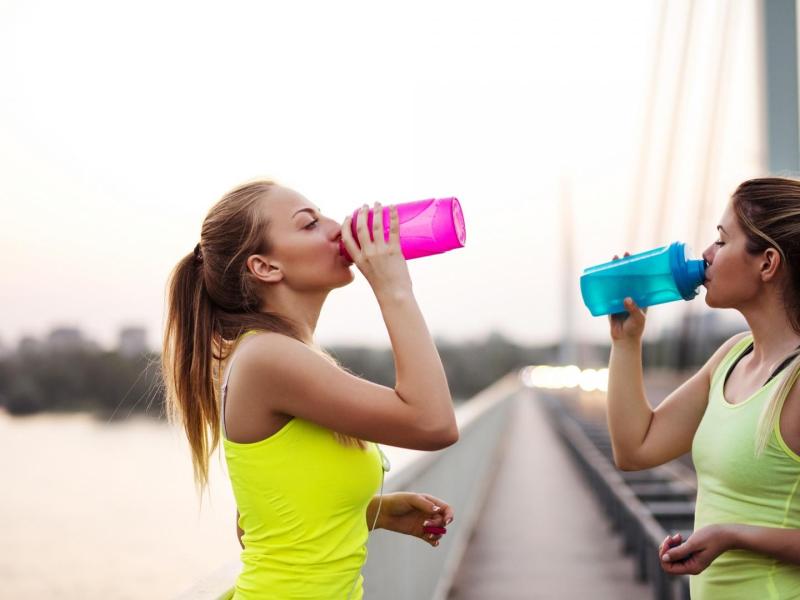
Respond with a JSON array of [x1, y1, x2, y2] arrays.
[[668, 242, 706, 300]]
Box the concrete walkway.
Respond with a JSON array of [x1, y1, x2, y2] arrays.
[[448, 390, 652, 600]]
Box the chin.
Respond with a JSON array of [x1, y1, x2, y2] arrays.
[[704, 293, 735, 310], [704, 287, 719, 308], [331, 268, 355, 289]]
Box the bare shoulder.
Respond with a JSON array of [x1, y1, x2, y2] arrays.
[[237, 331, 307, 360], [235, 332, 330, 378]]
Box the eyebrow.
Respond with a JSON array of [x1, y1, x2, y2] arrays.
[[292, 208, 318, 218]]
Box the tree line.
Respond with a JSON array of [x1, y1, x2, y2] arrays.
[[0, 327, 738, 418]]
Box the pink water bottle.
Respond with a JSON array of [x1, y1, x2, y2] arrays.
[[339, 197, 466, 261]]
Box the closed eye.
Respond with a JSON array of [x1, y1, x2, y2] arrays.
[[714, 240, 724, 246], [303, 219, 319, 230]]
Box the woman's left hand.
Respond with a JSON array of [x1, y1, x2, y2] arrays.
[[659, 525, 732, 575], [374, 492, 454, 547]]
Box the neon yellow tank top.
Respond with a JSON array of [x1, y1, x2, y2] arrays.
[[691, 335, 800, 599], [221, 332, 383, 599]]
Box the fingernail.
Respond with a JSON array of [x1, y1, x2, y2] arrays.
[[423, 521, 432, 527], [434, 541, 439, 546], [662, 553, 670, 561], [432, 505, 441, 512], [446, 517, 453, 525]]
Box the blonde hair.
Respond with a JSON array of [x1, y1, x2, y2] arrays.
[[755, 354, 800, 456], [162, 180, 362, 492], [730, 178, 800, 455]]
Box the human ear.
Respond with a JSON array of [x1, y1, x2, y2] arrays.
[[760, 247, 782, 282], [247, 254, 284, 284]]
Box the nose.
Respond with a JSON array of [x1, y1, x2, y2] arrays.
[[325, 216, 342, 242], [702, 244, 715, 265]]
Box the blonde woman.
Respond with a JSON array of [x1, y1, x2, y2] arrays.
[[162, 181, 458, 599], [606, 178, 800, 598]]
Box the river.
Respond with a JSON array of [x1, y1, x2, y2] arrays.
[[1, 411, 242, 599]]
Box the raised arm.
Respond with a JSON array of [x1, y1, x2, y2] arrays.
[[606, 296, 747, 470], [230, 204, 458, 450]]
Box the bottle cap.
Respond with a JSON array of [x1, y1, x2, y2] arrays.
[[669, 242, 706, 299]]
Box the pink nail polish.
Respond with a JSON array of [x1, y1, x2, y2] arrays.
[[423, 525, 447, 535]]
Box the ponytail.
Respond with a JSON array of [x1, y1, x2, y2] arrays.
[[162, 251, 220, 490], [755, 354, 800, 456]]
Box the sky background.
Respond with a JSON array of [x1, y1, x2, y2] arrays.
[[0, 0, 767, 352]]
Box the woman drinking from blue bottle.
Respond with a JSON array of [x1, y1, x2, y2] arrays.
[[604, 177, 800, 598], [161, 180, 459, 599]]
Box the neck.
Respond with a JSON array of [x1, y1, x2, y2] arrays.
[[262, 287, 329, 345], [739, 289, 800, 366]]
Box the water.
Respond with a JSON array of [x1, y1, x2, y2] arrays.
[[581, 272, 682, 315], [0, 411, 241, 599]]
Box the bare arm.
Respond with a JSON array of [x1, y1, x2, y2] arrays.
[[346, 204, 454, 438], [729, 525, 800, 565], [606, 297, 747, 470], [660, 524, 800, 575], [365, 492, 454, 547], [237, 331, 456, 449]]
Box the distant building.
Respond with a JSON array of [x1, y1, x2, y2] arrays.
[[47, 327, 87, 353], [18, 335, 43, 356], [118, 326, 148, 358]]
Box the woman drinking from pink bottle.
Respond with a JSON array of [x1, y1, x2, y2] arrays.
[[161, 180, 459, 599]]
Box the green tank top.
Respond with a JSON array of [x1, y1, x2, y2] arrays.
[[691, 335, 800, 599], [221, 332, 383, 599]]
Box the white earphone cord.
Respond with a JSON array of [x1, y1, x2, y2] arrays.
[[346, 446, 387, 600]]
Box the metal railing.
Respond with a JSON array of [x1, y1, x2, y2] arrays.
[[541, 391, 694, 600], [176, 374, 519, 600]]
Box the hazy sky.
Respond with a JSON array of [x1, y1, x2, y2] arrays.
[[0, 1, 765, 351]]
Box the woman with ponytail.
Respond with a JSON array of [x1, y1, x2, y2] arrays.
[[162, 180, 458, 599], [605, 177, 800, 598]]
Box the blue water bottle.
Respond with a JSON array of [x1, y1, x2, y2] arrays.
[[580, 242, 706, 316]]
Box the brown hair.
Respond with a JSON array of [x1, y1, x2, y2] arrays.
[[730, 177, 800, 455], [161, 180, 359, 491]]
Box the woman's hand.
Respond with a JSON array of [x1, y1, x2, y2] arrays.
[[372, 492, 454, 547], [341, 203, 413, 301], [607, 252, 647, 343], [658, 525, 732, 575]]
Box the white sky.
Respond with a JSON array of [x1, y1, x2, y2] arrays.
[[0, 0, 767, 351]]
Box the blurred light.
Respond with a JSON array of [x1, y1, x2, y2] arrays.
[[561, 365, 581, 388], [578, 368, 596, 391], [519, 365, 608, 392], [596, 368, 609, 392], [520, 364, 608, 391]]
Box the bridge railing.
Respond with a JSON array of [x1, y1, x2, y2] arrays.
[[539, 389, 694, 600]]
